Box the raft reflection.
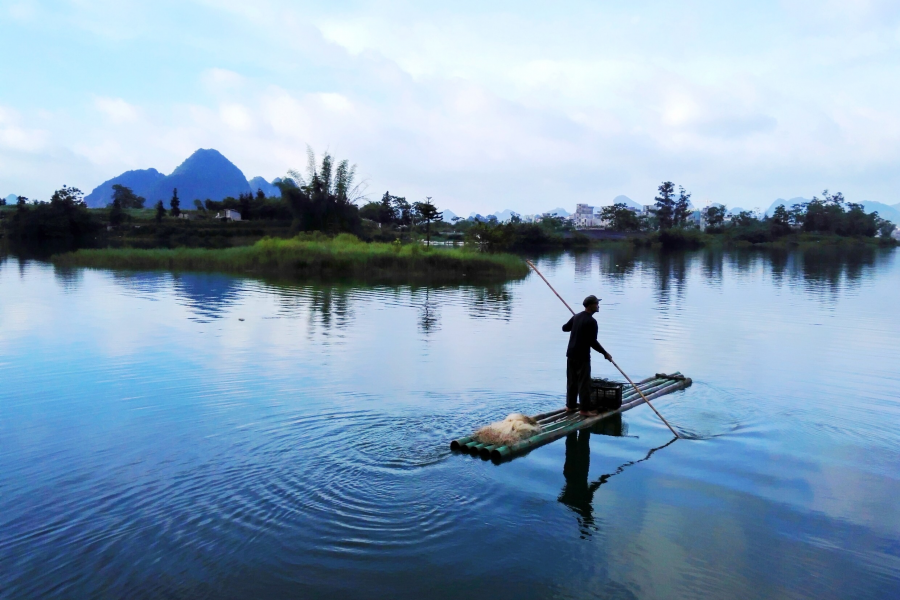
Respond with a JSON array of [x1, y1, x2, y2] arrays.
[[558, 414, 676, 539]]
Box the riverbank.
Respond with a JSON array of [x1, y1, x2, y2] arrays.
[[587, 228, 898, 250], [50, 234, 530, 281]]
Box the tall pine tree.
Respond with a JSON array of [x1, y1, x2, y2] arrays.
[[654, 181, 676, 229], [674, 186, 692, 226], [169, 188, 181, 217], [379, 191, 396, 225], [413, 197, 443, 246], [109, 198, 124, 226]]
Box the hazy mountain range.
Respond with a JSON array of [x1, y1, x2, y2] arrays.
[[611, 195, 643, 210], [766, 197, 900, 222], [465, 209, 522, 222], [32, 147, 900, 221], [83, 149, 280, 208], [248, 176, 281, 198]]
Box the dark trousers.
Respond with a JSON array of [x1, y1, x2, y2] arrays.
[[566, 357, 593, 410]]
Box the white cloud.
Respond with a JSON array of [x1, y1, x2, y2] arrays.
[[201, 68, 246, 92], [93, 97, 140, 124], [316, 93, 354, 114], [2, 1, 900, 212], [0, 106, 49, 153], [219, 103, 254, 132], [74, 139, 139, 168]]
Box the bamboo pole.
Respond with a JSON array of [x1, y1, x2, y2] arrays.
[[618, 378, 674, 400], [524, 259, 681, 438], [532, 407, 567, 421], [611, 360, 680, 438], [450, 437, 474, 450]]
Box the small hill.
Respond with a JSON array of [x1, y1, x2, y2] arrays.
[[84, 168, 165, 208], [248, 176, 281, 198], [4, 194, 17, 204], [612, 195, 643, 210], [441, 209, 458, 221], [859, 201, 900, 224], [545, 207, 570, 217], [153, 149, 251, 207], [493, 209, 519, 222], [765, 197, 810, 215]]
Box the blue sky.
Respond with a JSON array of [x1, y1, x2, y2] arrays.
[[2, 0, 900, 214]]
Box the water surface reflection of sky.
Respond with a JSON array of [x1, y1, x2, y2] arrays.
[[0, 247, 898, 599]]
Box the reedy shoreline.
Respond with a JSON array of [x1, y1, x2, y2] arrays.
[[49, 234, 530, 281]]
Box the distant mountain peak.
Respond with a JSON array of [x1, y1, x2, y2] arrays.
[[248, 176, 280, 198], [492, 209, 519, 222], [83, 168, 165, 208], [545, 207, 570, 216], [160, 149, 251, 206], [84, 149, 252, 208], [612, 195, 643, 209], [170, 148, 228, 176], [765, 197, 811, 215], [858, 201, 900, 223]]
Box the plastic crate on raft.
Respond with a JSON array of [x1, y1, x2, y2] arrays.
[[591, 378, 623, 410]]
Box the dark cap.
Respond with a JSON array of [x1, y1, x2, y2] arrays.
[[583, 295, 600, 307]]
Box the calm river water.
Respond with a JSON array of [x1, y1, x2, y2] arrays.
[[1, 246, 899, 599]]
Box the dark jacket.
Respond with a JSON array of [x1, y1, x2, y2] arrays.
[[562, 311, 606, 360]]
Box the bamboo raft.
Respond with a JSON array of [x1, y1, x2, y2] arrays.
[[450, 372, 691, 462]]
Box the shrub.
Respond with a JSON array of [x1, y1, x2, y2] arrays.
[[657, 228, 706, 249]]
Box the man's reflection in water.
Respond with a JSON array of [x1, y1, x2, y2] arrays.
[[558, 414, 625, 537], [558, 414, 675, 538]]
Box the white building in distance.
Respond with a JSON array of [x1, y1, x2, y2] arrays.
[[215, 209, 242, 222], [574, 204, 596, 228]]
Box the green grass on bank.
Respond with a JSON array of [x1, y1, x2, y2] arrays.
[[50, 233, 530, 281]]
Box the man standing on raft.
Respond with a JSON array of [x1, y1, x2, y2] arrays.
[[563, 295, 612, 416]]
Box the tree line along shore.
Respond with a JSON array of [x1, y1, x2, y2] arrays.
[[2, 153, 895, 279], [582, 183, 897, 250]]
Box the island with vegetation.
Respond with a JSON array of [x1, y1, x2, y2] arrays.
[[51, 234, 529, 281]]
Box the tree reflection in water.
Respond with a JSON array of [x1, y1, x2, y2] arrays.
[[416, 287, 440, 335], [573, 250, 593, 281], [558, 414, 677, 539], [589, 246, 892, 308], [55, 245, 894, 332], [263, 281, 516, 337], [653, 251, 689, 307], [464, 284, 514, 321]]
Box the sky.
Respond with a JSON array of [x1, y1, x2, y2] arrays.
[[2, 0, 900, 215]]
